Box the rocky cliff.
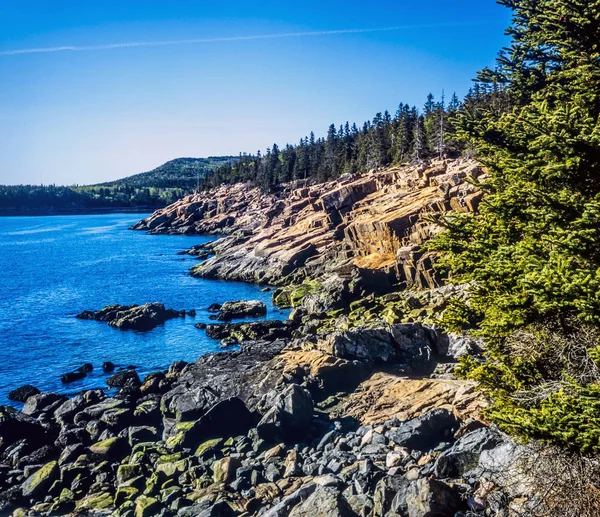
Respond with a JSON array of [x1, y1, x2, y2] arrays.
[[132, 159, 484, 292]]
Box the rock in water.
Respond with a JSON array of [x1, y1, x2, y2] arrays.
[[214, 300, 267, 321], [107, 369, 141, 388], [77, 303, 186, 331], [7, 384, 40, 402]]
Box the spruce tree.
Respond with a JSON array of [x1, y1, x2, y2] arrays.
[[431, 0, 600, 452]]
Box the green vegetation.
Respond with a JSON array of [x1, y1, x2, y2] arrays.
[[431, 0, 600, 453], [0, 156, 235, 215], [201, 89, 499, 191]]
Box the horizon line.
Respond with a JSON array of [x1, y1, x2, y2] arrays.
[[0, 22, 495, 57]]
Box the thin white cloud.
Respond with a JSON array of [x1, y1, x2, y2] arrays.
[[0, 23, 489, 57]]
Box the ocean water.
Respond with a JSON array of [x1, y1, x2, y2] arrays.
[[0, 213, 286, 406]]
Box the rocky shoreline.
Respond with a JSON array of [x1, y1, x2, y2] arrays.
[[0, 319, 531, 517], [1, 159, 537, 516]]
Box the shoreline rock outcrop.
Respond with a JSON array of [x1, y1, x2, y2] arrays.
[[76, 303, 190, 331], [133, 159, 483, 295], [0, 325, 530, 517]]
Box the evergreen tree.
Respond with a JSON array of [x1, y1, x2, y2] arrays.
[[431, 0, 600, 453]]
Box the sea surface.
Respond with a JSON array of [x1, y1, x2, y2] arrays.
[[0, 213, 286, 406]]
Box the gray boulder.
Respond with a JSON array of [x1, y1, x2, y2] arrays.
[[22, 393, 67, 416], [405, 478, 463, 517], [386, 409, 460, 451], [289, 486, 354, 517], [435, 427, 504, 479], [258, 384, 314, 442]]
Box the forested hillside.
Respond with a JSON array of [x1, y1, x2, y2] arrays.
[[0, 156, 235, 215]]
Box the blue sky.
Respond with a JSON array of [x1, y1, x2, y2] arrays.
[[0, 1, 512, 185]]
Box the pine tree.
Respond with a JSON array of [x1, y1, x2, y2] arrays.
[[431, 0, 600, 453]]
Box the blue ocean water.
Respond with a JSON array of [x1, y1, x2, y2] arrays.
[[0, 213, 286, 406]]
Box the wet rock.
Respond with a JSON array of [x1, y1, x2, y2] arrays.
[[214, 300, 267, 321], [21, 393, 67, 417], [386, 409, 460, 451], [405, 478, 463, 517], [61, 370, 87, 383], [102, 361, 116, 372], [77, 303, 185, 331], [207, 303, 221, 313], [107, 369, 141, 388], [7, 385, 40, 403]]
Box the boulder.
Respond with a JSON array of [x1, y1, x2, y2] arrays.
[[212, 456, 242, 483], [22, 393, 67, 416], [102, 361, 116, 372], [317, 323, 442, 367], [386, 409, 460, 451], [54, 390, 106, 425], [7, 385, 40, 403], [0, 406, 56, 453], [107, 369, 141, 388], [89, 436, 128, 459], [21, 461, 59, 499], [435, 427, 504, 479], [405, 478, 463, 517], [288, 486, 355, 517], [214, 300, 267, 320], [257, 384, 313, 442], [203, 320, 292, 342]]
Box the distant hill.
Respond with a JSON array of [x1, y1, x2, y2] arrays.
[[97, 156, 237, 189], [0, 156, 237, 215]]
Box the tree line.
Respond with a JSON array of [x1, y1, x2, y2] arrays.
[[202, 87, 503, 191]]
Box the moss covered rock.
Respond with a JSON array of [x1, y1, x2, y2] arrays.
[[195, 438, 223, 459], [21, 460, 59, 498], [76, 492, 113, 510], [90, 436, 128, 459], [115, 486, 141, 507], [135, 495, 162, 517]]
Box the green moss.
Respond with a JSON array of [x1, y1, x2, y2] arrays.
[[77, 492, 113, 510], [21, 461, 58, 498], [156, 453, 183, 464], [195, 438, 223, 458], [135, 495, 162, 517], [155, 459, 187, 477], [273, 279, 322, 308], [114, 487, 140, 508], [117, 464, 141, 485], [165, 431, 185, 450]]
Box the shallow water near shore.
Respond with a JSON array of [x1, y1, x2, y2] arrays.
[[0, 213, 286, 406]]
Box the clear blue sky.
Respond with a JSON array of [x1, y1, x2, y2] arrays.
[[0, 1, 511, 185]]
